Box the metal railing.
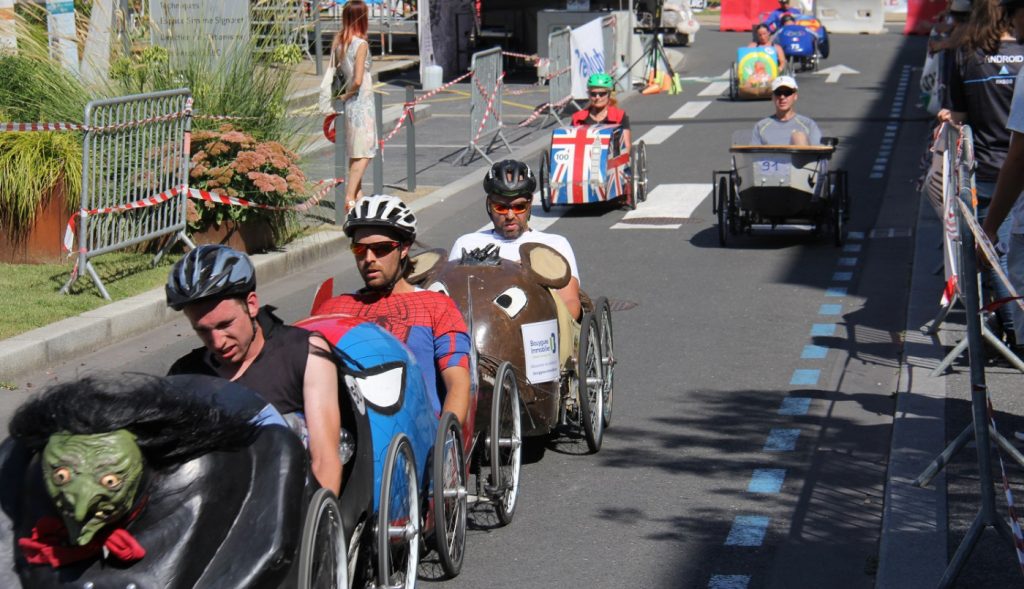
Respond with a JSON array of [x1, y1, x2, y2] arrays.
[[545, 27, 573, 127], [460, 46, 511, 165], [62, 88, 194, 300]]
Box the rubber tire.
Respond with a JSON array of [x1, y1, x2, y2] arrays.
[[625, 150, 638, 210], [637, 141, 648, 203], [717, 176, 729, 247], [539, 151, 552, 212], [577, 312, 604, 453], [729, 63, 737, 101], [490, 361, 523, 526], [377, 434, 419, 589], [432, 413, 466, 579], [298, 488, 348, 589], [594, 297, 614, 428], [830, 175, 845, 247]]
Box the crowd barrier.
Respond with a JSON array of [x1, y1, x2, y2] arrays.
[[546, 27, 574, 127], [911, 123, 1024, 586], [460, 46, 512, 165], [815, 0, 885, 34], [904, 0, 946, 35]]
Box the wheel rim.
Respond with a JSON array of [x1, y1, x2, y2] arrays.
[[377, 437, 419, 589], [577, 315, 604, 452], [540, 153, 552, 212], [434, 417, 466, 577], [717, 177, 728, 247], [598, 302, 614, 427], [638, 143, 648, 202], [298, 490, 347, 589], [491, 362, 522, 523]]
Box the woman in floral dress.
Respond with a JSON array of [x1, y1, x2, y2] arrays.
[[332, 0, 375, 209]]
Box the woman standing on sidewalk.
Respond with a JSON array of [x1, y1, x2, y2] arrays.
[[332, 0, 376, 211]]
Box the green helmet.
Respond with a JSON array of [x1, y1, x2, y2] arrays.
[[587, 73, 614, 89]]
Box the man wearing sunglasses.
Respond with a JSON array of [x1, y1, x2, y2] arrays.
[[449, 159, 582, 321], [752, 76, 822, 146], [318, 194, 472, 425]]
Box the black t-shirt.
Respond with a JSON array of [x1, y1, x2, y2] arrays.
[[168, 306, 314, 414], [948, 41, 1024, 181], [577, 111, 631, 130]]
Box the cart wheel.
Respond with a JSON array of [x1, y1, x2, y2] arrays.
[[298, 488, 348, 589], [716, 176, 729, 247], [729, 63, 737, 101], [841, 170, 851, 221], [593, 297, 615, 428], [539, 151, 552, 213], [376, 434, 419, 589], [576, 312, 604, 453], [489, 361, 522, 525], [637, 141, 648, 203], [728, 176, 741, 235], [625, 150, 638, 210], [432, 413, 467, 579], [830, 175, 845, 247]]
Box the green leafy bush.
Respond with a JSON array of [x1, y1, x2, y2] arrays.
[[0, 132, 82, 238], [271, 43, 303, 65]]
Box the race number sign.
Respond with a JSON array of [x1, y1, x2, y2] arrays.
[[521, 320, 559, 384], [753, 155, 791, 184]]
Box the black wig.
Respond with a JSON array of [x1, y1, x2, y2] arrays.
[[8, 374, 260, 469]]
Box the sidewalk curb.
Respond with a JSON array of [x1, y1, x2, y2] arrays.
[[0, 83, 650, 381], [875, 187, 948, 585]]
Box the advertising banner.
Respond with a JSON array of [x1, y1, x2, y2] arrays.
[[570, 17, 605, 100], [521, 320, 559, 384], [47, 0, 78, 75]]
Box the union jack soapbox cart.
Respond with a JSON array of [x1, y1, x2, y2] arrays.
[[538, 125, 648, 211]]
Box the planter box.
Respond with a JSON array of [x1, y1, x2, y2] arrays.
[[0, 181, 70, 265], [190, 218, 277, 254]]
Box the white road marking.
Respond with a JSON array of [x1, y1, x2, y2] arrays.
[[611, 183, 712, 229], [636, 124, 683, 145], [815, 65, 860, 83], [699, 81, 730, 97], [671, 101, 711, 119]]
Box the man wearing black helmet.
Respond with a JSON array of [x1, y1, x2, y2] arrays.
[[165, 245, 344, 495], [451, 159, 582, 320], [319, 194, 472, 426]]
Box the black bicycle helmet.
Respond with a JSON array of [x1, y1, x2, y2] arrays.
[[166, 245, 256, 311], [483, 159, 537, 198], [343, 194, 417, 242]]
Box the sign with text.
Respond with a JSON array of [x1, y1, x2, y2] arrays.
[[520, 320, 559, 384], [569, 17, 604, 100], [47, 0, 78, 74], [149, 0, 249, 57]]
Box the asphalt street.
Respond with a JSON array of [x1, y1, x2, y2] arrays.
[[6, 25, 1018, 589]]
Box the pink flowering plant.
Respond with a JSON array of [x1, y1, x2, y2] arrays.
[[187, 125, 306, 236]]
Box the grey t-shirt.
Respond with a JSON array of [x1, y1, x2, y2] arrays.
[[751, 114, 822, 145]]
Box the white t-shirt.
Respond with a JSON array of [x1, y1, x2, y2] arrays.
[[449, 229, 581, 284], [1006, 67, 1024, 234]]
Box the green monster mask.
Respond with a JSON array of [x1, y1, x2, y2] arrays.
[[42, 430, 145, 546]]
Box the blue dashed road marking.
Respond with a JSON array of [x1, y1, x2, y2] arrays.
[[843, 243, 862, 253], [725, 516, 771, 546], [779, 397, 812, 415], [833, 271, 852, 282], [748, 468, 787, 493], [790, 369, 820, 385], [825, 287, 848, 297], [764, 428, 801, 451], [848, 231, 865, 240], [801, 344, 828, 359], [819, 304, 843, 315], [708, 575, 751, 589], [838, 257, 858, 266], [811, 323, 836, 336]]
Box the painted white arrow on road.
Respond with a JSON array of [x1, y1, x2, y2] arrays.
[[814, 65, 860, 83]]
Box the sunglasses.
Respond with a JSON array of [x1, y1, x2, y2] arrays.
[[773, 89, 795, 97], [350, 240, 401, 257], [489, 201, 531, 215], [589, 90, 610, 97]]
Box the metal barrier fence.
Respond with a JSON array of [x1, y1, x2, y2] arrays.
[[546, 27, 573, 127], [61, 89, 194, 300], [814, 0, 885, 34], [460, 46, 511, 165]]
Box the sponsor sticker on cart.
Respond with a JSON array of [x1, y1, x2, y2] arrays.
[[755, 155, 791, 183], [521, 319, 559, 384]]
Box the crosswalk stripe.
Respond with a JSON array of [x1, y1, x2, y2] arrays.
[[670, 101, 711, 119], [636, 124, 682, 145], [611, 183, 712, 229], [699, 82, 729, 97]]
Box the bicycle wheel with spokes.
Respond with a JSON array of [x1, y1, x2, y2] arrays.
[[376, 434, 419, 589]]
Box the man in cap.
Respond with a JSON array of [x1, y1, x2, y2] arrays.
[[751, 75, 822, 146], [764, 0, 803, 32]]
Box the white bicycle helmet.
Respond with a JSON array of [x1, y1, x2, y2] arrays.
[[343, 194, 417, 241], [166, 245, 256, 310]]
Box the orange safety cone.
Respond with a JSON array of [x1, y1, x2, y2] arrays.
[[642, 82, 662, 95], [660, 71, 672, 92]]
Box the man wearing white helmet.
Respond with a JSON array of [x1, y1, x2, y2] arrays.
[[751, 76, 822, 146], [319, 194, 472, 425]]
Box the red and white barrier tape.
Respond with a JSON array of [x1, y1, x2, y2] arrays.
[[63, 178, 344, 252], [515, 94, 573, 128], [501, 50, 550, 69], [378, 102, 415, 152], [955, 197, 1024, 314], [471, 73, 505, 144]]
